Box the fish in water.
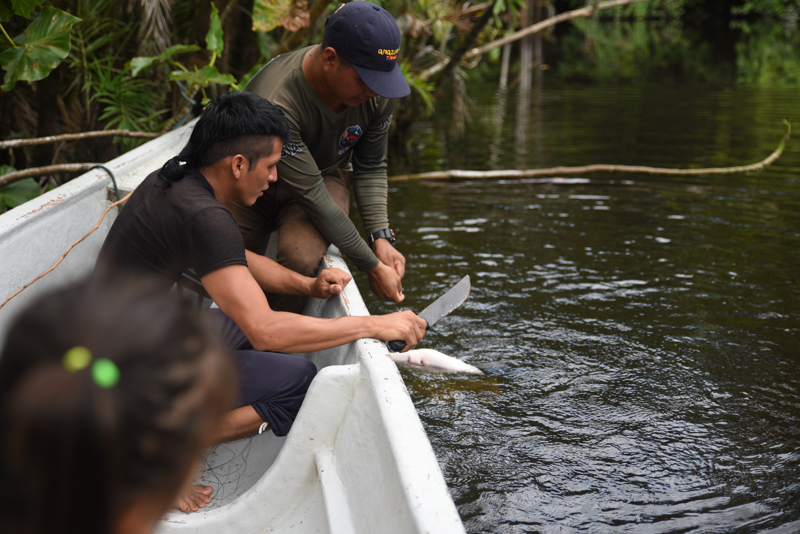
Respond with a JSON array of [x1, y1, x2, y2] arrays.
[[390, 349, 483, 374]]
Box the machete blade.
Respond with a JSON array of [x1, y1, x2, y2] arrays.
[[418, 275, 471, 328]]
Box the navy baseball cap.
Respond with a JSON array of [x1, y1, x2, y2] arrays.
[[324, 2, 410, 99]]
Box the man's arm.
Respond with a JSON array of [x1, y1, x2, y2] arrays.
[[201, 264, 426, 353], [352, 99, 406, 301], [245, 250, 351, 299]]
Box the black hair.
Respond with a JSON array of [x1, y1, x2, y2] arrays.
[[158, 91, 291, 186], [0, 273, 237, 534]]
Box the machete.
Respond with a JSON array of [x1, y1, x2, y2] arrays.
[[387, 275, 471, 352]]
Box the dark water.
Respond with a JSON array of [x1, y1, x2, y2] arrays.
[[353, 32, 800, 533]]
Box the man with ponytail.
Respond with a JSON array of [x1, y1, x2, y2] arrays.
[[98, 91, 426, 512]]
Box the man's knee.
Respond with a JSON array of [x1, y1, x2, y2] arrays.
[[293, 358, 318, 395], [276, 222, 329, 277]]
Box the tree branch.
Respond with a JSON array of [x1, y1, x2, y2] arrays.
[[433, 0, 498, 87], [419, 0, 647, 81], [0, 129, 160, 149], [0, 163, 102, 187], [389, 120, 791, 181]]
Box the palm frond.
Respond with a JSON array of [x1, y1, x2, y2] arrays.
[[137, 0, 173, 57]]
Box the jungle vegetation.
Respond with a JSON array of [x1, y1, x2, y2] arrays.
[[0, 0, 797, 213]]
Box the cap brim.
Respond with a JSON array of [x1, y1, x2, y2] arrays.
[[353, 63, 410, 99]]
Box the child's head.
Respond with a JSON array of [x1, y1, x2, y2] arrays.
[[0, 274, 237, 534]]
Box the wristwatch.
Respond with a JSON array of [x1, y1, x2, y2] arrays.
[[368, 228, 396, 247]]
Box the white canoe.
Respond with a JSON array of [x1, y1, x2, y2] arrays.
[[0, 125, 466, 534]]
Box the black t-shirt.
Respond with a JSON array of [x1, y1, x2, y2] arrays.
[[98, 168, 247, 286]]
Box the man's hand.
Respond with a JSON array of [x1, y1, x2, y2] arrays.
[[373, 310, 426, 352], [309, 267, 352, 299], [372, 238, 405, 279], [367, 261, 404, 302]]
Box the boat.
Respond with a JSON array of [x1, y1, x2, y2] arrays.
[[0, 125, 466, 534]]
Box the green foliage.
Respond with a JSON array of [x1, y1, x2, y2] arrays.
[[0, 0, 45, 20], [170, 65, 237, 92], [252, 0, 290, 33], [129, 44, 201, 77], [401, 61, 435, 113], [252, 0, 310, 33], [733, 0, 800, 27], [0, 6, 81, 91], [236, 63, 265, 90], [0, 167, 40, 213], [90, 58, 161, 150], [736, 22, 800, 85], [553, 18, 732, 84], [130, 2, 238, 103], [205, 2, 223, 61]]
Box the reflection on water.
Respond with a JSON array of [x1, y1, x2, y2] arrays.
[[362, 55, 800, 532]]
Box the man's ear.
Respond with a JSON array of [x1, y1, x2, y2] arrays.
[[230, 154, 247, 179], [321, 47, 339, 71]]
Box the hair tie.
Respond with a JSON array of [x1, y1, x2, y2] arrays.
[[62, 346, 120, 389]]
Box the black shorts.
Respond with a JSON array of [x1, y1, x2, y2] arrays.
[[205, 309, 317, 436]]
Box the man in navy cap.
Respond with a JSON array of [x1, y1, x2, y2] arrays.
[[237, 1, 410, 313]]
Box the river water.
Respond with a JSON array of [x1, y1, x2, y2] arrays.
[[354, 27, 800, 534]]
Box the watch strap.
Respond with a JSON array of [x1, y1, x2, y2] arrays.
[[369, 228, 396, 246]]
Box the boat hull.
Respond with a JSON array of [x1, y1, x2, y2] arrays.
[[0, 125, 465, 534]]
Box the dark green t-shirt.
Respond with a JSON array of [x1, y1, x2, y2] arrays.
[[246, 46, 395, 271]]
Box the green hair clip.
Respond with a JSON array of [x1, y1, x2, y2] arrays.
[[63, 346, 92, 372], [63, 347, 120, 388], [91, 358, 120, 389]]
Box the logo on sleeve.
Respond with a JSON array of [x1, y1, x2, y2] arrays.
[[338, 125, 362, 154], [379, 114, 393, 131], [281, 142, 302, 158]]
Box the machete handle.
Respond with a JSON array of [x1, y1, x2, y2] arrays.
[[387, 339, 406, 352]]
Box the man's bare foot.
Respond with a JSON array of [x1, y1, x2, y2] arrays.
[[174, 484, 213, 513]]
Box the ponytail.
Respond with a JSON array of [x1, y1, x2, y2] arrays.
[[156, 92, 290, 187]]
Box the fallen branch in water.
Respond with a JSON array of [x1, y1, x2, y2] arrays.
[[0, 129, 160, 149], [0, 192, 132, 312], [389, 120, 791, 182], [0, 163, 103, 187], [420, 0, 647, 81]]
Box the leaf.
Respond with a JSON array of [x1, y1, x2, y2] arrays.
[[0, 6, 81, 92], [252, 0, 309, 34], [129, 44, 201, 77], [0, 177, 40, 209], [170, 64, 236, 87], [0, 1, 14, 22], [237, 63, 264, 90], [11, 0, 45, 18], [206, 2, 223, 58]]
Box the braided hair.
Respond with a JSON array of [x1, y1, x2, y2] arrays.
[[0, 273, 237, 534]]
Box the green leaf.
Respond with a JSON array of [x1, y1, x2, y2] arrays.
[[237, 63, 263, 90], [206, 2, 223, 58], [129, 44, 201, 77], [0, 6, 81, 92], [252, 0, 292, 34], [170, 64, 236, 87], [12, 0, 45, 18], [0, 177, 40, 208], [0, 1, 14, 22]]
